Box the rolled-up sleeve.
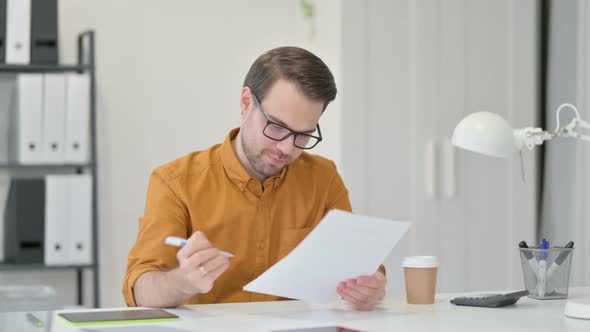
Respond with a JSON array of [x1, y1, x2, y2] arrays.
[[324, 163, 352, 214], [122, 170, 190, 306]]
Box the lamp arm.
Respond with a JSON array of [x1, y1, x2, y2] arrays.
[[557, 118, 590, 142], [554, 103, 582, 132], [515, 103, 590, 149], [514, 127, 553, 150]]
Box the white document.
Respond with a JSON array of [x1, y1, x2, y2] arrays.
[[16, 74, 44, 164], [67, 174, 93, 265], [5, 0, 31, 64], [243, 209, 410, 303], [64, 73, 90, 163], [42, 74, 66, 163], [44, 175, 69, 265]]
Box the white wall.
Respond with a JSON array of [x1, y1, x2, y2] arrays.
[[293, 0, 343, 168]]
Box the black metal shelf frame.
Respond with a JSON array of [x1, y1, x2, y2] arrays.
[[0, 30, 99, 308]]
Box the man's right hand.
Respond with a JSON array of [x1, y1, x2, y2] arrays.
[[169, 231, 231, 297]]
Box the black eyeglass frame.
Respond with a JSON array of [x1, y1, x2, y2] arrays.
[[251, 92, 323, 150]]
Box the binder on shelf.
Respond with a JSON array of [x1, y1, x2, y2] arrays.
[[0, 74, 15, 163], [42, 74, 66, 163], [4, 178, 45, 264], [5, 0, 31, 64], [44, 174, 93, 266], [2, 175, 94, 266], [0, 0, 7, 63], [30, 0, 58, 64], [15, 73, 43, 164], [0, 176, 10, 261], [44, 175, 69, 265], [67, 175, 92, 265], [64, 73, 90, 163]]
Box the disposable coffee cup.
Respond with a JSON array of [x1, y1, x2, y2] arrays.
[[402, 256, 439, 304]]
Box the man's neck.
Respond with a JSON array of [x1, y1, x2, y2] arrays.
[[231, 132, 266, 183]]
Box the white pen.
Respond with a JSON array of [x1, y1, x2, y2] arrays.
[[546, 241, 574, 280], [164, 236, 235, 258], [520, 248, 538, 272], [538, 259, 547, 297], [546, 241, 574, 293], [537, 239, 549, 297]]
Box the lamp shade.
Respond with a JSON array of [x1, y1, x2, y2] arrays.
[[451, 112, 515, 158]]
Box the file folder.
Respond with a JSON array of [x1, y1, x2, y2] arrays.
[[0, 74, 15, 163], [0, 0, 6, 63], [5, 0, 31, 64], [16, 73, 43, 164], [30, 0, 58, 64], [42, 74, 66, 163], [0, 176, 10, 261], [67, 175, 92, 265], [4, 178, 45, 263], [65, 74, 90, 163], [44, 175, 69, 265]]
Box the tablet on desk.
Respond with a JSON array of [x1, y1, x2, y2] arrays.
[[81, 327, 193, 332], [58, 308, 179, 326], [272, 327, 366, 332]]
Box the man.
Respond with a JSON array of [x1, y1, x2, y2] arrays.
[[123, 47, 386, 311]]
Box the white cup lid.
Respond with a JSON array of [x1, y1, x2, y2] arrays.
[[402, 256, 439, 268]]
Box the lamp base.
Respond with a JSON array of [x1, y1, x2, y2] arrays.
[[565, 299, 590, 319]]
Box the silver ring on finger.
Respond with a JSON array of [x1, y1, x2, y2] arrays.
[[199, 265, 207, 275]]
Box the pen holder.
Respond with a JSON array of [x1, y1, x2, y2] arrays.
[[519, 247, 573, 300]]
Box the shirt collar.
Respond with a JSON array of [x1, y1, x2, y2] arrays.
[[221, 128, 287, 192]]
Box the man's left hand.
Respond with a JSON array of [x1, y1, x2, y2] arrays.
[[336, 271, 386, 311]]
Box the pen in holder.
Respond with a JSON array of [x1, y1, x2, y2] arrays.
[[519, 245, 574, 300]]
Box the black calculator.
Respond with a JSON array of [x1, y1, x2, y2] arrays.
[[450, 290, 528, 308]]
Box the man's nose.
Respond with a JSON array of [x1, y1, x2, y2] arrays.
[[275, 135, 297, 156]]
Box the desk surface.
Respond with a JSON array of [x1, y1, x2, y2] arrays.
[[2, 288, 590, 331]]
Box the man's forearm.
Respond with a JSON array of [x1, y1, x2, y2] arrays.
[[133, 270, 194, 308]]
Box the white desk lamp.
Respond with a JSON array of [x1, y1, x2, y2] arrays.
[[451, 103, 590, 319], [452, 103, 590, 157]]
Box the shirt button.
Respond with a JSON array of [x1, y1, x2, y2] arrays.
[[238, 183, 244, 189]]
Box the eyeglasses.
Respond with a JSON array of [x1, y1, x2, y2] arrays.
[[251, 92, 322, 150]]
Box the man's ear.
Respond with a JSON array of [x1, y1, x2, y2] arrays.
[[240, 87, 254, 118]]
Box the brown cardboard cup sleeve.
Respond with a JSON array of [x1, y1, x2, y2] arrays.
[[402, 256, 439, 304]]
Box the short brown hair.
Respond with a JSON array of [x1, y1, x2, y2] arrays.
[[243, 46, 337, 111]]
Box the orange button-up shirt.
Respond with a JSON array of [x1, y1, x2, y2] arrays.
[[123, 128, 353, 306]]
